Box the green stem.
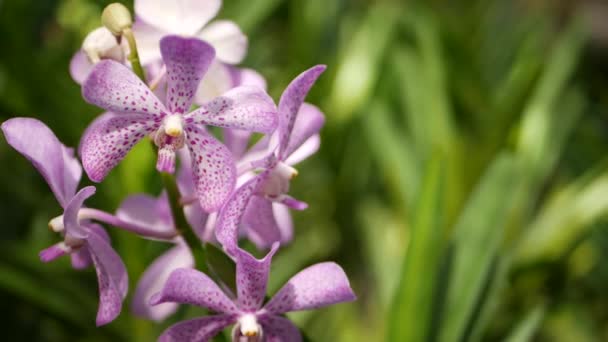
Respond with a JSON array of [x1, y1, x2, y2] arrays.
[[122, 27, 147, 83], [161, 172, 208, 273]]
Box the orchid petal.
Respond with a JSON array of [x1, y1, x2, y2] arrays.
[[158, 315, 235, 342], [198, 20, 247, 64], [243, 197, 282, 249], [117, 193, 175, 236], [188, 85, 277, 133], [232, 67, 267, 90], [135, 0, 221, 35], [87, 227, 128, 326], [69, 50, 94, 85], [132, 20, 164, 65], [283, 103, 324, 160], [273, 203, 294, 244], [185, 125, 236, 212], [194, 61, 235, 103], [235, 243, 279, 311], [63, 186, 96, 239], [223, 128, 252, 159], [82, 60, 166, 115], [39, 243, 68, 263], [1, 118, 82, 208], [150, 268, 238, 314], [160, 36, 215, 113], [278, 65, 326, 159], [215, 172, 268, 255], [132, 244, 194, 321], [70, 246, 93, 269], [264, 262, 356, 314], [260, 315, 302, 342], [284, 135, 320, 166], [80, 114, 157, 182]]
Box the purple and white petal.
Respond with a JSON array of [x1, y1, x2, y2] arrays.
[[198, 20, 247, 64], [82, 60, 166, 115], [116, 193, 175, 236], [69, 50, 94, 85], [223, 128, 252, 159], [215, 172, 268, 255], [194, 61, 235, 104], [277, 65, 326, 159], [135, 0, 221, 36], [259, 315, 302, 342], [232, 67, 267, 90], [1, 118, 82, 208], [151, 268, 238, 314], [263, 262, 356, 314], [39, 243, 69, 263], [235, 243, 279, 311], [188, 85, 277, 133], [158, 315, 235, 342], [282, 103, 324, 160], [63, 186, 96, 239], [273, 203, 294, 244], [86, 227, 128, 326], [160, 36, 216, 113], [184, 125, 236, 212], [70, 246, 93, 269], [80, 114, 157, 182], [284, 135, 320, 166], [132, 20, 164, 65], [132, 244, 194, 321], [243, 197, 282, 249]]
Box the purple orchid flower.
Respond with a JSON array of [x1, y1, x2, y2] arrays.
[[80, 35, 277, 212], [1, 117, 128, 326], [151, 244, 355, 341], [217, 65, 327, 250]]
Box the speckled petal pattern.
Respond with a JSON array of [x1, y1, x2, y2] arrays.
[[184, 124, 236, 212], [235, 243, 279, 311], [263, 262, 356, 315], [188, 85, 277, 133], [82, 60, 166, 115], [277, 65, 326, 159], [160, 36, 216, 113], [80, 114, 158, 182], [243, 196, 282, 249], [259, 315, 302, 342], [150, 268, 238, 314], [158, 315, 235, 342]]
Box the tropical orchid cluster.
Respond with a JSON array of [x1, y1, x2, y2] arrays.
[[1, 1, 355, 341]]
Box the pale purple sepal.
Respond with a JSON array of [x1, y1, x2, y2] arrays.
[[70, 50, 94, 85], [259, 315, 302, 342], [63, 186, 96, 239], [158, 315, 236, 342], [39, 243, 68, 263], [235, 243, 279, 311]]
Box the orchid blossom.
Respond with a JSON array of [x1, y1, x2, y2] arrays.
[[151, 244, 355, 341], [80, 35, 277, 212]]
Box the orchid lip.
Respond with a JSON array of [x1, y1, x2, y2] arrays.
[[238, 314, 262, 338], [163, 114, 184, 137]]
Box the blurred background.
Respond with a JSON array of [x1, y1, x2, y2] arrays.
[[1, 0, 608, 341]]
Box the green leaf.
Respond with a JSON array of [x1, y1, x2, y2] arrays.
[[206, 243, 237, 293], [439, 154, 521, 342], [505, 304, 546, 342], [388, 156, 445, 342]]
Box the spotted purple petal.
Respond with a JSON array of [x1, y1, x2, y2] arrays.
[[82, 60, 166, 115], [116, 193, 175, 237], [184, 124, 236, 212], [263, 262, 356, 315], [187, 85, 278, 133], [80, 114, 158, 182], [235, 243, 279, 311], [277, 65, 326, 159], [1, 118, 82, 208], [150, 268, 238, 314], [158, 315, 235, 342], [282, 103, 325, 161], [87, 226, 128, 326], [243, 197, 282, 249], [63, 186, 96, 239], [132, 243, 194, 321], [259, 315, 302, 342], [160, 36, 216, 113], [215, 172, 268, 256]]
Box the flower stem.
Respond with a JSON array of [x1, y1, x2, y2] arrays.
[[161, 172, 208, 273], [122, 27, 147, 83]]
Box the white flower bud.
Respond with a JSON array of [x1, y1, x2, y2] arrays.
[[101, 3, 132, 36], [82, 27, 124, 63]]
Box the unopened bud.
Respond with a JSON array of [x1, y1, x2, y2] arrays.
[[101, 3, 132, 36], [82, 27, 123, 63]]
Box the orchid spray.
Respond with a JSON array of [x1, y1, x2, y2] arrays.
[[2, 2, 355, 341]]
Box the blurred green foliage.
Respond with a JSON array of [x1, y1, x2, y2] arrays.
[[1, 0, 608, 341]]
